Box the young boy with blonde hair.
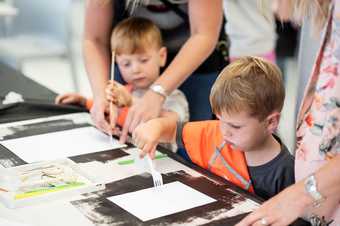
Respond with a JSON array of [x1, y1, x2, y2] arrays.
[[56, 17, 189, 150], [133, 56, 294, 199]]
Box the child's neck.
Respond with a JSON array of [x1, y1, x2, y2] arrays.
[[244, 134, 281, 167]]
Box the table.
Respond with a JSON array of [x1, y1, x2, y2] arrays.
[[0, 63, 310, 226], [0, 62, 84, 123]]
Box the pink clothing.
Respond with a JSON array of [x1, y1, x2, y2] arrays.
[[229, 50, 276, 64], [295, 2, 340, 224]]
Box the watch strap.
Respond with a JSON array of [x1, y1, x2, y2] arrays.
[[149, 84, 168, 98]]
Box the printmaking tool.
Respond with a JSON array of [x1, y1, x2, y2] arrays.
[[146, 155, 163, 188], [109, 51, 116, 144]]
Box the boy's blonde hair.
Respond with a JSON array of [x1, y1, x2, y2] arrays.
[[210, 56, 285, 121], [111, 17, 163, 55]]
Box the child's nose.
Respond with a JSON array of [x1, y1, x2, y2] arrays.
[[131, 63, 141, 73]]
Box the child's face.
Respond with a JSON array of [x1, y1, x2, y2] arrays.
[[217, 110, 278, 152], [116, 46, 167, 89]]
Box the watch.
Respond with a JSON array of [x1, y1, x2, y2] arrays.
[[149, 84, 168, 99], [304, 174, 325, 207]]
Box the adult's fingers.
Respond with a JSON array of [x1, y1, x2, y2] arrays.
[[120, 108, 135, 144], [128, 111, 144, 134], [90, 108, 110, 134], [251, 216, 277, 226], [236, 211, 266, 226], [97, 116, 111, 133]]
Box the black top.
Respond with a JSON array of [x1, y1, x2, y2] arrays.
[[248, 136, 295, 200], [112, 1, 227, 74]]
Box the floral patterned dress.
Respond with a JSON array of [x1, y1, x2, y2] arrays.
[[295, 1, 340, 224]]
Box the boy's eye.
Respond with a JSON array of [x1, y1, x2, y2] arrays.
[[226, 123, 241, 129], [140, 58, 149, 63], [121, 62, 131, 67], [231, 125, 241, 129]]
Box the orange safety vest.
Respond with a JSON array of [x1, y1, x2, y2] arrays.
[[85, 85, 132, 128], [182, 120, 253, 192]]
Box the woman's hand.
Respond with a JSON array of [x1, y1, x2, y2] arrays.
[[236, 182, 310, 226], [90, 97, 111, 134], [119, 90, 164, 144]]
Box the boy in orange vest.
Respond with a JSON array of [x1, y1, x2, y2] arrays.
[[55, 17, 189, 150], [133, 56, 294, 199]]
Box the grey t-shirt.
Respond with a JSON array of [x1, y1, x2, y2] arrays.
[[248, 137, 295, 200]]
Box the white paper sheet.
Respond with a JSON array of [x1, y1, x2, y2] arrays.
[[0, 126, 126, 163], [0, 217, 31, 226], [107, 181, 216, 221]]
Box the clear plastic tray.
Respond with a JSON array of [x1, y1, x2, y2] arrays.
[[0, 159, 105, 208]]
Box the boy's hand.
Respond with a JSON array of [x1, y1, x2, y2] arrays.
[[132, 119, 162, 159], [55, 93, 87, 107], [105, 81, 132, 107]]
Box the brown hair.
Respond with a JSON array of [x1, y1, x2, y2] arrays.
[[111, 17, 163, 55], [210, 56, 285, 121]]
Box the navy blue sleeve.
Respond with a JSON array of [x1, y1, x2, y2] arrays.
[[175, 121, 192, 163]]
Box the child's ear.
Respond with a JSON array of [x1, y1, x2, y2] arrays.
[[158, 47, 167, 67], [265, 112, 281, 134]]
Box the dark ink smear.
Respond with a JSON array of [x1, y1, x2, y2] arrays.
[[0, 120, 91, 140], [72, 171, 252, 225], [70, 149, 128, 164], [0, 144, 26, 167]]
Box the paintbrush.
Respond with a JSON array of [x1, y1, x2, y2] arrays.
[[109, 51, 116, 144]]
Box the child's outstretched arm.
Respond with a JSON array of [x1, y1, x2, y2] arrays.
[[132, 111, 178, 159]]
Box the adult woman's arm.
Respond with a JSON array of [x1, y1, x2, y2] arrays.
[[119, 0, 223, 143], [83, 0, 113, 132], [236, 155, 340, 226]]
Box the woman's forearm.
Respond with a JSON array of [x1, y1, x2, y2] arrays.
[[83, 40, 111, 100], [83, 0, 113, 101], [155, 33, 219, 92], [154, 0, 223, 93], [315, 155, 340, 200], [292, 155, 340, 214]]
